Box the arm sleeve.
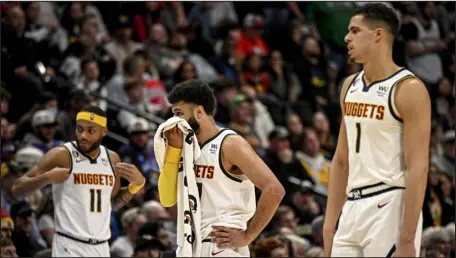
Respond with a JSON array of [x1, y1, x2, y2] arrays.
[[158, 146, 182, 207]]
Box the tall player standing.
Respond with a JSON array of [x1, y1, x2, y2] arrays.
[[158, 79, 285, 257], [323, 4, 431, 257], [12, 106, 146, 257]]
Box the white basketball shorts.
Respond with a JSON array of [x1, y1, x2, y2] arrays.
[[52, 232, 110, 257], [331, 183, 422, 257]]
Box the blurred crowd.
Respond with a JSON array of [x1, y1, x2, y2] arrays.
[[0, 2, 455, 257]]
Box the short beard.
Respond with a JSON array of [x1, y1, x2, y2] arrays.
[[76, 137, 103, 154], [187, 115, 200, 133]]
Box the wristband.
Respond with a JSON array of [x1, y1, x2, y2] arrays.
[[128, 178, 146, 194]]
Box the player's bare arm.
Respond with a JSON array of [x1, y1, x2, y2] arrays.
[[210, 135, 285, 248], [323, 74, 356, 257], [394, 78, 431, 256], [109, 151, 146, 211], [12, 147, 71, 199]]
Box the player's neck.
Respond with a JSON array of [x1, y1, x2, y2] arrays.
[[362, 55, 400, 86], [85, 148, 100, 160], [197, 119, 221, 145]]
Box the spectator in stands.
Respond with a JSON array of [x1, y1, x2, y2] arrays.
[[13, 91, 58, 141], [11, 201, 45, 257], [270, 205, 298, 234], [284, 234, 310, 257], [286, 113, 304, 151], [241, 85, 275, 148], [1, 162, 26, 215], [138, 221, 172, 251], [294, 36, 330, 113], [1, 6, 46, 122], [111, 207, 147, 257], [0, 237, 18, 258], [289, 183, 324, 225], [22, 2, 57, 45], [228, 94, 263, 154], [188, 2, 238, 44], [168, 30, 218, 84], [266, 50, 300, 106], [310, 215, 324, 247], [118, 118, 159, 187], [212, 78, 238, 125], [432, 130, 455, 180], [173, 60, 198, 85], [1, 207, 14, 240], [133, 235, 164, 258], [422, 226, 453, 257], [117, 78, 157, 131], [401, 2, 451, 91], [35, 192, 55, 247], [253, 236, 290, 257], [104, 15, 144, 74], [76, 59, 108, 111], [236, 14, 269, 58], [312, 111, 336, 159], [296, 128, 331, 189], [57, 89, 91, 141], [434, 77, 455, 128], [22, 109, 63, 153], [240, 53, 271, 93], [208, 35, 241, 85], [59, 3, 85, 44], [264, 127, 313, 192]]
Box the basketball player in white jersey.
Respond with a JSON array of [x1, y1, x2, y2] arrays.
[[12, 106, 146, 257], [323, 4, 431, 257], [158, 79, 285, 257]]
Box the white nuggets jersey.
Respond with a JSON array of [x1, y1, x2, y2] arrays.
[[53, 142, 115, 240], [343, 68, 415, 194], [194, 129, 256, 234]]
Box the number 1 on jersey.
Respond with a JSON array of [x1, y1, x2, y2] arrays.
[[355, 122, 361, 153], [90, 189, 102, 213]]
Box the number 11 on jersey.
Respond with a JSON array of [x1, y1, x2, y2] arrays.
[[355, 122, 361, 153], [90, 189, 102, 213]]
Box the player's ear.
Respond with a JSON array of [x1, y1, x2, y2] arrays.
[[102, 127, 108, 137], [195, 105, 204, 120], [374, 28, 384, 43]]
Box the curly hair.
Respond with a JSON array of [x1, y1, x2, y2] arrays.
[[167, 79, 216, 115]]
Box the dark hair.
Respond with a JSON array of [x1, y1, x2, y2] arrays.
[[352, 3, 400, 37], [173, 60, 197, 84], [80, 105, 107, 118], [167, 79, 216, 115], [80, 58, 97, 71]]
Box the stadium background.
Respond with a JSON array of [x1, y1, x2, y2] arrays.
[[0, 1, 454, 257]]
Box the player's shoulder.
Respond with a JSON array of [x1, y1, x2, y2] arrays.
[[395, 76, 430, 113], [220, 134, 252, 156], [339, 72, 362, 101], [105, 148, 121, 164], [395, 76, 428, 99]]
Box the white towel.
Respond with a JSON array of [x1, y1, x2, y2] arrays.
[[154, 117, 202, 257]]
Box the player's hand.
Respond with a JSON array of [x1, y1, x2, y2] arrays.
[[209, 226, 250, 249], [394, 240, 416, 257], [115, 163, 145, 185], [165, 126, 183, 149], [46, 167, 70, 184], [323, 226, 335, 257]]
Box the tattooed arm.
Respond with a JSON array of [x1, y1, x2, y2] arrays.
[[109, 151, 146, 211]]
